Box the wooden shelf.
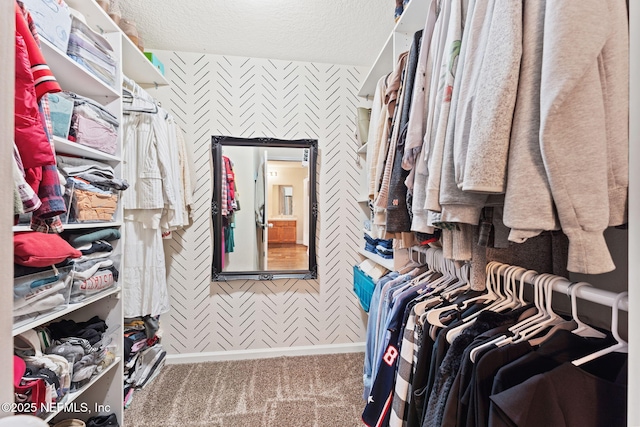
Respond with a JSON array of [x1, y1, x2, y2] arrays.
[[53, 136, 121, 162], [40, 38, 119, 102], [13, 287, 121, 336], [41, 357, 122, 423]]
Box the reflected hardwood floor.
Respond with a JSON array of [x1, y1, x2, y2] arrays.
[[268, 243, 308, 270]]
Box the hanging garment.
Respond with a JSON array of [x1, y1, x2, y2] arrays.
[[386, 29, 422, 234], [489, 356, 627, 427], [14, 2, 60, 169], [121, 110, 170, 317], [503, 0, 628, 274], [122, 219, 170, 318]]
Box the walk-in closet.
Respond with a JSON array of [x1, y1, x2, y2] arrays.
[[2, 1, 637, 426]]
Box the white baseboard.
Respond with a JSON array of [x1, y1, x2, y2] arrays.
[[165, 342, 366, 364]]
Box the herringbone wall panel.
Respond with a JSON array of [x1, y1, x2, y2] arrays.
[[150, 51, 368, 354]]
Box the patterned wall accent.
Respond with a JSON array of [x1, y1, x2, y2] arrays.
[[150, 51, 368, 354]]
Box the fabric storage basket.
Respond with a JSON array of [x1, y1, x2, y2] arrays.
[[353, 265, 376, 312]]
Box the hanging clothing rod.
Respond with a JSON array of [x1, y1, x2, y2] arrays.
[[490, 261, 628, 312], [407, 245, 628, 311]]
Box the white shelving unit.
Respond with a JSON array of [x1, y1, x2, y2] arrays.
[[354, 1, 427, 275], [358, 0, 430, 97], [12, 10, 126, 421], [9, 0, 170, 423]]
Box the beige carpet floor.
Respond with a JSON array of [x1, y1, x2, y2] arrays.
[[123, 352, 365, 427]]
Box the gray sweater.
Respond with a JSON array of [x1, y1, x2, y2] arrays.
[[504, 0, 628, 274]]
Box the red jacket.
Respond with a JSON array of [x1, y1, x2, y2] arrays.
[[14, 1, 60, 169]]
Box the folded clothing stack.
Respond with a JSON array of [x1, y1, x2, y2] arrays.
[[59, 92, 119, 155], [57, 154, 127, 223], [65, 177, 118, 222], [67, 14, 117, 87], [376, 246, 394, 259], [13, 232, 83, 320], [65, 227, 121, 303], [364, 233, 378, 253], [57, 155, 129, 191], [42, 315, 112, 389], [363, 233, 394, 259], [13, 317, 112, 412], [13, 266, 73, 319]]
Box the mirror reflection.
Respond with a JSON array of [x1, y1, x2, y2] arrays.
[[212, 136, 317, 281]]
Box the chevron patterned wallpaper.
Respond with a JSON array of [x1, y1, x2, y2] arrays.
[[148, 51, 369, 355]]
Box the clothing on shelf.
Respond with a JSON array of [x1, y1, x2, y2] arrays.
[[123, 315, 166, 408], [361, 247, 628, 427], [362, 0, 629, 275], [13, 316, 114, 415], [67, 13, 117, 88]]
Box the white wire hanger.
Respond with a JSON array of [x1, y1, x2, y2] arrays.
[[569, 282, 607, 339], [572, 291, 628, 366]]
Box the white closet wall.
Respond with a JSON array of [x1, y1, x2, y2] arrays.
[[0, 0, 15, 414], [629, 2, 639, 424], [148, 51, 370, 359]]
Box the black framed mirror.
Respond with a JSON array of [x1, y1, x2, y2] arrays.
[[211, 135, 318, 281]]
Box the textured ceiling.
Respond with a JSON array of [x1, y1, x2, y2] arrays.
[[118, 0, 394, 66]]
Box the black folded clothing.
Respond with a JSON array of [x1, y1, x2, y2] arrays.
[[47, 315, 107, 345]]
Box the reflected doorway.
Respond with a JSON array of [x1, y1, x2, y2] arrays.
[[264, 158, 309, 270]]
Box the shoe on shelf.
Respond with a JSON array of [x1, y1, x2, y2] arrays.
[[86, 414, 119, 427]]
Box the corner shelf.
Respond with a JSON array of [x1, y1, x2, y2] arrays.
[[121, 33, 169, 88], [358, 0, 430, 97], [358, 248, 395, 271]]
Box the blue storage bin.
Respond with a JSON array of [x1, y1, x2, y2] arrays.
[[353, 265, 376, 312]]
